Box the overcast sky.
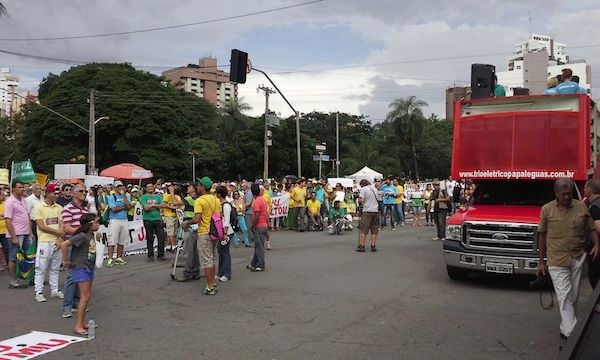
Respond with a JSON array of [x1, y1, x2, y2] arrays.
[[1, 0, 599, 121]]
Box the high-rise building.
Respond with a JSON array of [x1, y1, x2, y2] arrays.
[[497, 34, 591, 96], [0, 68, 19, 118], [445, 86, 470, 121], [162, 57, 238, 108]]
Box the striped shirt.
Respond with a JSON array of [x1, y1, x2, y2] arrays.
[[61, 201, 91, 239]]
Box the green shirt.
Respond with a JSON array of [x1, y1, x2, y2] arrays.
[[329, 207, 346, 221], [140, 194, 163, 221]]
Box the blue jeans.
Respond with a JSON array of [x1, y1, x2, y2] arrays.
[[232, 216, 250, 246], [62, 249, 80, 312], [393, 204, 405, 224], [251, 227, 268, 269], [381, 204, 396, 227], [217, 238, 231, 279]]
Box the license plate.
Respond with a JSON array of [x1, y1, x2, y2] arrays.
[[485, 262, 514, 274]]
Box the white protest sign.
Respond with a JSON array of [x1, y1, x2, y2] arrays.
[[54, 164, 86, 179], [0, 331, 87, 359], [270, 195, 289, 218], [98, 219, 147, 255], [85, 175, 114, 187]]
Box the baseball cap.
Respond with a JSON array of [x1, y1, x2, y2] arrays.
[[45, 183, 59, 193], [131, 186, 139, 193], [114, 180, 124, 187], [197, 176, 213, 190]]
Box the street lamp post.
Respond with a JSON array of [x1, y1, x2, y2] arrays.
[[88, 115, 109, 176], [188, 151, 198, 181]]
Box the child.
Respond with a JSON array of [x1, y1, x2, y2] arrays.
[[60, 213, 99, 336]]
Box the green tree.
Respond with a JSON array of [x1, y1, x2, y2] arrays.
[[0, 111, 26, 168], [386, 96, 428, 180], [219, 97, 252, 144], [16, 63, 219, 179]]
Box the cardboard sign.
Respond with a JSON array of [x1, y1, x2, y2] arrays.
[[270, 195, 289, 218], [35, 173, 48, 187], [0, 331, 87, 359], [0, 168, 8, 185]]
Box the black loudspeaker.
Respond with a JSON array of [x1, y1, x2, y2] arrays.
[[230, 49, 248, 84], [513, 87, 530, 96], [471, 64, 496, 99]]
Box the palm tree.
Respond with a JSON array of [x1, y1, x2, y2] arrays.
[[386, 96, 428, 180], [219, 97, 252, 143]]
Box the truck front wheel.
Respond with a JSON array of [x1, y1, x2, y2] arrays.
[[446, 266, 469, 281]]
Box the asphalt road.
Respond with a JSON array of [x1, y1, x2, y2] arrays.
[[0, 224, 590, 360]]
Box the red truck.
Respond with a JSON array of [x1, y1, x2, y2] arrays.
[[443, 94, 600, 280]]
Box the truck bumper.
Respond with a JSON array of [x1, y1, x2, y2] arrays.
[[443, 240, 540, 275]]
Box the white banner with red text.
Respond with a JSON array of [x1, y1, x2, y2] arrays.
[[0, 331, 87, 359]]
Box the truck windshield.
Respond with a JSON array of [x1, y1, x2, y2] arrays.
[[472, 180, 578, 206]]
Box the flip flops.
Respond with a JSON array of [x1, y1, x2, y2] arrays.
[[73, 329, 88, 336]]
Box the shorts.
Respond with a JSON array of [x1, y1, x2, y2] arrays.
[[197, 234, 216, 268], [360, 212, 380, 235], [73, 266, 95, 283], [8, 234, 34, 262], [107, 219, 129, 246], [165, 216, 178, 237], [411, 205, 422, 213]]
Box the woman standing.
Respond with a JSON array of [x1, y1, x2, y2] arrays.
[[231, 191, 250, 247], [410, 187, 423, 227], [215, 186, 233, 281], [423, 184, 433, 226], [60, 213, 99, 336]]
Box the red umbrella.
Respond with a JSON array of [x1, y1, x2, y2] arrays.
[[99, 163, 153, 180]]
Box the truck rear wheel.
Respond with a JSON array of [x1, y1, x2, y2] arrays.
[[446, 266, 469, 281]]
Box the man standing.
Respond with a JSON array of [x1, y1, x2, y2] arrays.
[[392, 178, 405, 227], [60, 183, 90, 317], [357, 179, 381, 252], [162, 183, 183, 252], [380, 177, 398, 230], [291, 179, 308, 231], [56, 183, 73, 207], [177, 183, 199, 281], [140, 183, 167, 262], [306, 192, 322, 231], [584, 179, 600, 289], [106, 181, 130, 267], [432, 181, 450, 241], [32, 183, 64, 302], [248, 183, 269, 271], [538, 178, 599, 340], [4, 181, 34, 288], [243, 181, 254, 242], [26, 183, 43, 235], [183, 176, 221, 295]]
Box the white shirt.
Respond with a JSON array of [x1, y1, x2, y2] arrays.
[[26, 193, 43, 218]]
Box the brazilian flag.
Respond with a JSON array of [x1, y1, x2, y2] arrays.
[[16, 240, 36, 281]]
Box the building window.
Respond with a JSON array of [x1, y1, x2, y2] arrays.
[[516, 65, 521, 69]]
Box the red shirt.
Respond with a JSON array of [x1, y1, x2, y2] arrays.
[[252, 196, 269, 228]]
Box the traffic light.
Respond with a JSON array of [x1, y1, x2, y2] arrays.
[[230, 49, 248, 84]]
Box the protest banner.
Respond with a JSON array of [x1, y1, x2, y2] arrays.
[[85, 175, 114, 187], [97, 202, 147, 256], [0, 168, 8, 185], [54, 164, 86, 180], [0, 331, 87, 359], [11, 160, 36, 183], [35, 173, 48, 187], [270, 195, 289, 218]]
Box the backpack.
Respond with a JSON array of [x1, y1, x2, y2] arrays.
[[225, 202, 240, 233], [202, 196, 224, 242]]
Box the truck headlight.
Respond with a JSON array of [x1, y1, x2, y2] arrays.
[[446, 225, 462, 241]]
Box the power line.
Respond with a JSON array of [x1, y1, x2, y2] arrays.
[[0, 0, 324, 41]]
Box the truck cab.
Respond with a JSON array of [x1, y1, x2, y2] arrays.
[[443, 94, 599, 280]]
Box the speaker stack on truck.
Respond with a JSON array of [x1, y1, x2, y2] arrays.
[[471, 64, 496, 99]]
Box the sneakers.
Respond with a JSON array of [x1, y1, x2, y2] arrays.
[[106, 259, 114, 267], [114, 257, 127, 265], [202, 286, 217, 295], [251, 267, 264, 272], [266, 240, 271, 250], [51, 290, 64, 299], [356, 245, 366, 252], [35, 293, 47, 302], [62, 310, 73, 318], [370, 245, 377, 252], [219, 276, 229, 282], [9, 279, 27, 289], [432, 237, 440, 241]]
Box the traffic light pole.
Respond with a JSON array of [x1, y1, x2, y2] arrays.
[[252, 68, 302, 178]]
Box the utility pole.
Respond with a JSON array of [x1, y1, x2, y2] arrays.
[[336, 112, 340, 178], [88, 89, 95, 175], [258, 85, 275, 181]]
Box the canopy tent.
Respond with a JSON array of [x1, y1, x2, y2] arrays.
[[347, 166, 383, 184], [99, 163, 153, 180]]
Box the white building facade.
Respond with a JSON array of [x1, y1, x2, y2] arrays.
[[0, 68, 19, 118]]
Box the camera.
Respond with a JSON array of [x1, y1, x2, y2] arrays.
[[529, 273, 553, 290]]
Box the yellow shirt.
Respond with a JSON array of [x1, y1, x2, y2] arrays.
[[162, 194, 181, 217], [291, 186, 307, 207], [263, 192, 272, 211], [307, 199, 321, 215], [0, 202, 6, 234], [194, 194, 221, 235], [32, 202, 63, 243], [395, 185, 404, 204]]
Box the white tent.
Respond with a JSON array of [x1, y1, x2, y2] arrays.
[[347, 166, 384, 185]]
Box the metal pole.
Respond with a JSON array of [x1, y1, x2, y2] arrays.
[[192, 154, 196, 181], [296, 112, 301, 177], [88, 89, 95, 175], [258, 85, 275, 180], [318, 152, 323, 180], [336, 112, 340, 178]]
